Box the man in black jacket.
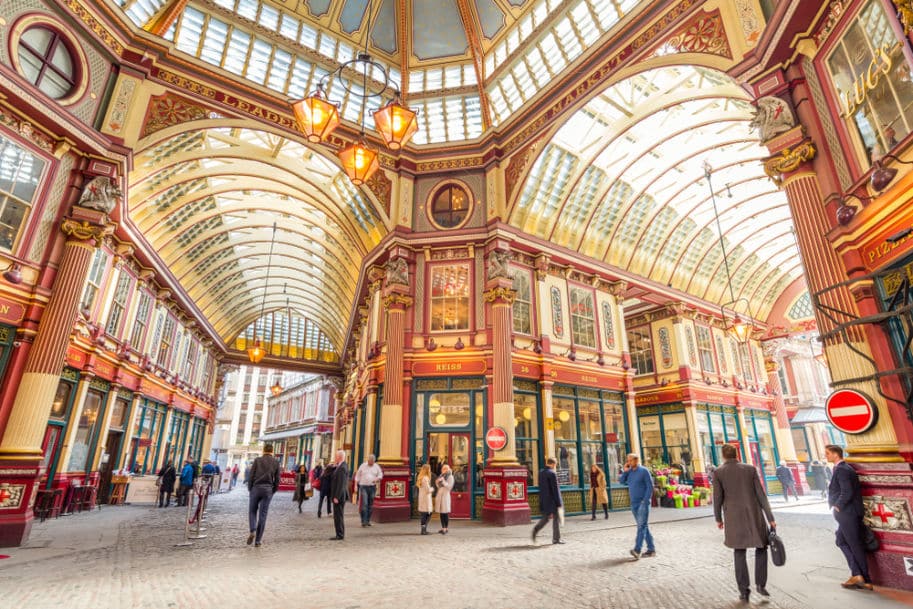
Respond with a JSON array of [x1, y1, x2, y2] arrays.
[[532, 457, 564, 545], [826, 444, 873, 591], [329, 449, 350, 540], [246, 444, 280, 547]]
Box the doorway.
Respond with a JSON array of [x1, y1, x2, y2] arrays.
[[97, 430, 122, 504], [427, 432, 471, 518]]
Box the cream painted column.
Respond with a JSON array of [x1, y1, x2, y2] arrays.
[[625, 390, 640, 458], [541, 381, 555, 459], [378, 290, 412, 465], [484, 279, 518, 466], [763, 355, 799, 463], [736, 407, 752, 465], [363, 389, 378, 458], [683, 403, 703, 479]]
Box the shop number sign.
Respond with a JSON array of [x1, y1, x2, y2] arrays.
[[485, 426, 508, 451]]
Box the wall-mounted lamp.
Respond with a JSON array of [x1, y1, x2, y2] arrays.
[[425, 337, 437, 351], [532, 339, 543, 354], [565, 348, 576, 361], [835, 192, 873, 226], [870, 154, 913, 192], [1, 262, 22, 284], [454, 337, 464, 350], [887, 227, 913, 244]]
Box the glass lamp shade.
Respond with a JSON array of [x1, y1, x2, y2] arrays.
[[290, 94, 340, 143], [270, 382, 283, 396], [729, 314, 752, 343], [338, 141, 379, 185], [435, 412, 447, 425], [373, 101, 418, 150], [247, 341, 266, 364], [558, 410, 570, 422]]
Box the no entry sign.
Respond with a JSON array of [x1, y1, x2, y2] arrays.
[[825, 389, 878, 434], [486, 426, 508, 451]]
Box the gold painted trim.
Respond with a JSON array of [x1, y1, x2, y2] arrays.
[[763, 141, 817, 184]]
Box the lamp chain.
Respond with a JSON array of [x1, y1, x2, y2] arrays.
[[258, 222, 278, 335], [704, 163, 737, 304]]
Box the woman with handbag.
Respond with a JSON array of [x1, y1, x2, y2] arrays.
[[156, 461, 176, 508], [435, 464, 454, 534], [589, 464, 609, 520], [293, 464, 310, 513], [416, 463, 434, 535]]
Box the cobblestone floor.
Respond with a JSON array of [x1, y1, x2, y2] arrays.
[[0, 490, 908, 609]]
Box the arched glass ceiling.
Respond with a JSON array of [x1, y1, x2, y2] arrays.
[[511, 65, 803, 320], [234, 310, 338, 363], [129, 124, 386, 351]]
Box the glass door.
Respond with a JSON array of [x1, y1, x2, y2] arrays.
[[427, 432, 472, 518]]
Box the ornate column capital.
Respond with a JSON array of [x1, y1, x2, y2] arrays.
[[763, 139, 817, 185], [382, 292, 414, 310], [483, 286, 516, 304], [60, 218, 113, 244]]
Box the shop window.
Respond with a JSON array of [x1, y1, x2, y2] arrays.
[[157, 314, 176, 367], [791, 427, 810, 463], [130, 400, 166, 474], [748, 413, 778, 477], [105, 271, 133, 337], [738, 343, 755, 382], [824, 0, 913, 160], [569, 286, 596, 348], [0, 134, 45, 252], [429, 182, 471, 228], [15, 26, 79, 100], [429, 263, 470, 331], [512, 267, 532, 335], [553, 397, 578, 486], [49, 378, 74, 421], [108, 396, 129, 430], [697, 326, 715, 373], [427, 392, 471, 427], [627, 326, 654, 374], [513, 392, 540, 486], [66, 388, 105, 472], [80, 249, 108, 314], [130, 291, 152, 351]]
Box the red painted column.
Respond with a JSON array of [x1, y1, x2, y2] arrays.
[[764, 354, 809, 494], [0, 214, 111, 547]]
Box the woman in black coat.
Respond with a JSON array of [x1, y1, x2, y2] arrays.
[[293, 464, 310, 512], [157, 461, 177, 507]]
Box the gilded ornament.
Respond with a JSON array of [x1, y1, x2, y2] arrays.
[[763, 141, 817, 184], [483, 286, 516, 304], [61, 218, 113, 242], [893, 0, 913, 36], [382, 293, 414, 310]]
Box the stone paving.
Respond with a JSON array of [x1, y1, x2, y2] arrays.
[[0, 490, 909, 609]]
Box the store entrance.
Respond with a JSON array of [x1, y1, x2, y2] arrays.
[[427, 432, 471, 518], [97, 430, 122, 503]]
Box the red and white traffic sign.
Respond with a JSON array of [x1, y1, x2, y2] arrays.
[[825, 389, 878, 434], [485, 426, 508, 451]]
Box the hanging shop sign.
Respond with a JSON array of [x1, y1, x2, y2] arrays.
[[826, 389, 878, 434]]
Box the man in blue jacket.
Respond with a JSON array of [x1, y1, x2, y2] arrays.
[[532, 457, 564, 545], [620, 453, 655, 559], [177, 458, 195, 506]]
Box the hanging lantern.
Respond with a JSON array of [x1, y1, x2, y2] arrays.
[[290, 91, 340, 143], [337, 140, 379, 185], [729, 313, 752, 343], [247, 339, 266, 364], [373, 99, 418, 150], [271, 382, 283, 396]]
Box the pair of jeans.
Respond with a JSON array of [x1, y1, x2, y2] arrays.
[[532, 512, 560, 543], [734, 548, 768, 595], [632, 500, 654, 552], [358, 485, 376, 524], [248, 485, 274, 543]]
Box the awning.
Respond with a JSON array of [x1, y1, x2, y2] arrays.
[[790, 407, 829, 424], [259, 429, 307, 442]]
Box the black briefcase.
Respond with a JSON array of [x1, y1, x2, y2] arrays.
[[769, 528, 786, 566]]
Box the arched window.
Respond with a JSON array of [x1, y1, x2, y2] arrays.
[[16, 26, 78, 99], [430, 183, 471, 228]]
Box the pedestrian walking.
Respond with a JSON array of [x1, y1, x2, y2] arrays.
[[156, 461, 176, 507], [177, 458, 195, 507], [826, 444, 873, 591], [230, 464, 239, 489], [713, 442, 776, 603], [318, 461, 335, 518], [620, 453, 655, 559], [354, 454, 383, 526], [435, 464, 454, 534], [416, 463, 434, 535], [589, 464, 609, 520], [246, 444, 280, 547], [809, 460, 830, 498], [775, 461, 799, 501], [329, 450, 350, 540], [531, 457, 564, 545], [293, 463, 310, 513]]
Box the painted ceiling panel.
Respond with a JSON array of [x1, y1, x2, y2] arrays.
[[475, 0, 507, 40], [372, 0, 399, 54], [340, 0, 370, 34], [412, 0, 469, 59]]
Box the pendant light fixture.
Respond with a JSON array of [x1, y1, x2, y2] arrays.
[[247, 222, 277, 364]]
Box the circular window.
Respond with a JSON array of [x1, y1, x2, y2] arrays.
[[429, 182, 472, 229], [17, 26, 78, 99]]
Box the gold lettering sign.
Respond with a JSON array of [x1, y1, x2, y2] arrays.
[[435, 362, 463, 372], [840, 43, 898, 118]]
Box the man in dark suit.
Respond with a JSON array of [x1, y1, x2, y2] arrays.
[[329, 449, 350, 540], [826, 444, 873, 590], [713, 443, 776, 604], [531, 457, 564, 545]]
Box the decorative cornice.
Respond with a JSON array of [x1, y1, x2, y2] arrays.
[[483, 286, 516, 304], [763, 140, 817, 185]]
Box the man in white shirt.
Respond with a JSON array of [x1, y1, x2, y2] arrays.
[[354, 454, 383, 527]]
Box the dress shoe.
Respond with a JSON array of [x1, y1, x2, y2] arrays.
[[590, 516, 596, 520], [641, 550, 656, 558], [841, 575, 872, 590], [246, 532, 254, 546], [756, 585, 769, 596], [329, 536, 343, 540], [553, 539, 566, 544], [254, 542, 261, 547], [629, 549, 641, 560], [531, 531, 538, 544], [738, 591, 750, 603]]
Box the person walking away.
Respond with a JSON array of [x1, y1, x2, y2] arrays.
[[826, 444, 873, 591], [157, 461, 176, 507], [230, 464, 239, 489], [775, 461, 799, 501], [177, 458, 195, 507], [589, 464, 609, 520], [354, 454, 383, 526], [416, 463, 434, 535], [202, 459, 216, 492], [810, 460, 829, 498], [318, 462, 335, 518], [246, 444, 280, 547], [620, 453, 655, 559], [293, 463, 310, 513], [531, 457, 564, 545], [435, 464, 454, 534], [329, 450, 350, 540], [713, 442, 776, 603]]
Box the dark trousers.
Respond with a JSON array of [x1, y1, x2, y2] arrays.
[[420, 511, 432, 530], [591, 489, 608, 518], [733, 548, 768, 594], [358, 485, 376, 524], [318, 489, 333, 515], [835, 511, 871, 581], [440, 513, 450, 528], [158, 489, 172, 507], [532, 511, 560, 543], [780, 481, 799, 501], [333, 499, 345, 538], [248, 485, 274, 543], [177, 484, 191, 506]]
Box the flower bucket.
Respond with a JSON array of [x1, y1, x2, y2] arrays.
[[666, 490, 674, 498], [673, 494, 684, 508]]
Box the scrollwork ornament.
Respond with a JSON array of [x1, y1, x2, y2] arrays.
[[892, 0, 913, 36], [483, 286, 516, 304], [61, 218, 113, 244], [382, 293, 414, 310], [763, 141, 817, 185]]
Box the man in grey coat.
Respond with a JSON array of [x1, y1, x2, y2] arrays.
[[713, 443, 776, 604]]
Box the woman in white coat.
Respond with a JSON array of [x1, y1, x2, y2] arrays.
[[416, 463, 434, 535], [435, 464, 454, 534]]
